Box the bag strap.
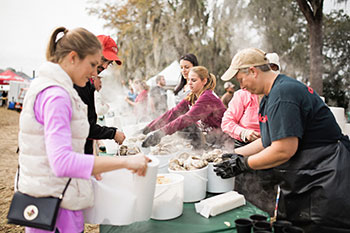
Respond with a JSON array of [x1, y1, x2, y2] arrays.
[[59, 178, 71, 200], [16, 164, 71, 200]]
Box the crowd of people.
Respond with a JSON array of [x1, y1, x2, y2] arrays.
[[14, 26, 350, 233]]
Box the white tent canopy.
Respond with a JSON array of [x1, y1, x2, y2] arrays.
[[146, 60, 181, 87]]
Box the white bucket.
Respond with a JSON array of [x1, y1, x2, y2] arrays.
[[151, 173, 184, 220], [84, 155, 159, 225], [152, 153, 177, 173], [169, 165, 208, 203], [207, 163, 235, 193]]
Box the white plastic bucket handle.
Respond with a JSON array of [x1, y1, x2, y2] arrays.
[[154, 187, 169, 199]]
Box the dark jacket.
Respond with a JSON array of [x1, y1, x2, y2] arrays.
[[74, 80, 116, 154]]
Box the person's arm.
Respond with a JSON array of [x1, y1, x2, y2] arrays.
[[221, 91, 248, 141], [92, 154, 150, 177], [235, 138, 265, 156], [161, 91, 216, 135], [245, 137, 298, 170], [36, 86, 146, 179], [214, 137, 297, 179], [35, 87, 94, 179], [125, 97, 137, 106]]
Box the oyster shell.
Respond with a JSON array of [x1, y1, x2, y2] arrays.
[[118, 144, 141, 156], [169, 153, 207, 171]]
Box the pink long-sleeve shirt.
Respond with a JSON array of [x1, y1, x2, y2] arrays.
[[221, 89, 260, 141], [26, 86, 95, 233]]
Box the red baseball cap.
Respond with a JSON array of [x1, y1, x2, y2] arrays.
[[97, 35, 122, 65]]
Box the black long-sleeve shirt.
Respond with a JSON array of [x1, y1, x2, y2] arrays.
[[74, 80, 116, 154]]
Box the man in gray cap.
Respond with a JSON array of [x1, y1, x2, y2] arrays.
[[216, 48, 350, 233]]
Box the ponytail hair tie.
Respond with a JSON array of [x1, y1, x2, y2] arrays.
[[55, 32, 64, 43], [55, 30, 67, 43]]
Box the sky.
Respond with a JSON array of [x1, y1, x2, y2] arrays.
[[0, 0, 349, 77], [0, 0, 111, 76]]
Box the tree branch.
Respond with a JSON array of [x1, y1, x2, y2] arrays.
[[296, 0, 315, 23]]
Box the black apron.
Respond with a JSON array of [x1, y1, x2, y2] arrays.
[[275, 139, 350, 232]]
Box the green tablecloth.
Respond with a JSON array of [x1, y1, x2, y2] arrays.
[[100, 200, 268, 233]]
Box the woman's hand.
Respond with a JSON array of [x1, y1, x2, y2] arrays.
[[93, 154, 151, 177], [94, 173, 102, 181], [240, 129, 260, 142], [125, 154, 151, 176]]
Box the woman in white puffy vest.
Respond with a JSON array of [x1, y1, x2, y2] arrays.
[[18, 26, 150, 233]]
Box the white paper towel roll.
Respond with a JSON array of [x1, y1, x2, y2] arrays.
[[195, 191, 246, 218], [84, 155, 159, 225]]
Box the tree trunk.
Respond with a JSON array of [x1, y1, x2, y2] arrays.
[[309, 19, 323, 95], [296, 0, 324, 95]]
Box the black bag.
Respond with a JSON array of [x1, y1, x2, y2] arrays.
[[7, 165, 71, 231]]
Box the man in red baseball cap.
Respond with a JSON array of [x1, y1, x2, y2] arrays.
[[96, 35, 122, 73], [74, 35, 125, 155]]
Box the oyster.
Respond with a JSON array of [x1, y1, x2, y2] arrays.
[[118, 144, 141, 156], [202, 149, 224, 163], [169, 153, 207, 171], [150, 142, 174, 155]]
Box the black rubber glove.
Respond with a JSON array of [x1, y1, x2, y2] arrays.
[[142, 126, 152, 135], [142, 129, 165, 147], [222, 153, 240, 160], [214, 153, 252, 179]]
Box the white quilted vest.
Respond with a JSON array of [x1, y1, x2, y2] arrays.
[[18, 62, 94, 210]]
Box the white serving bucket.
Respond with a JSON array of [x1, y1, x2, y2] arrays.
[[84, 155, 159, 225], [169, 165, 208, 203], [151, 173, 184, 220], [207, 163, 235, 193], [152, 153, 177, 173]]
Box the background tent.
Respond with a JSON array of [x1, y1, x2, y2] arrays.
[[146, 60, 181, 87], [0, 70, 26, 85]]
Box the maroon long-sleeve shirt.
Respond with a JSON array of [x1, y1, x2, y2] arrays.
[[147, 90, 226, 135]]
